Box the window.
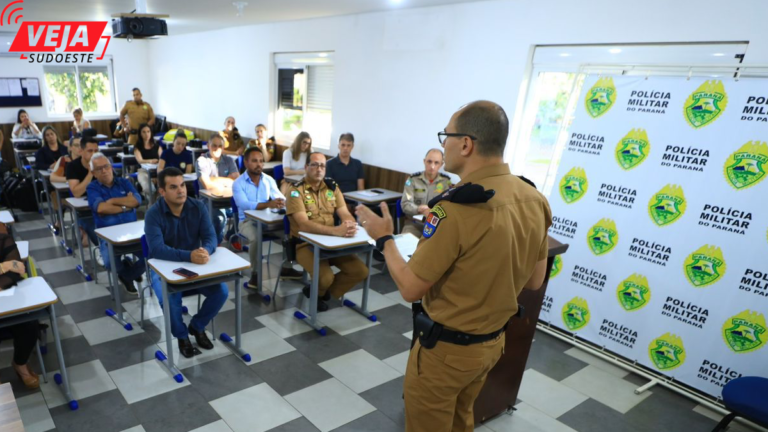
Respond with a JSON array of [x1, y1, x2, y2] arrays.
[[44, 64, 117, 116], [274, 52, 334, 149]]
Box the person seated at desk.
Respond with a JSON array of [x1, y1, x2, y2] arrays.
[[326, 132, 365, 193], [287, 152, 369, 311], [145, 167, 228, 358], [281, 131, 312, 195], [134, 123, 163, 201], [12, 109, 41, 139], [87, 153, 145, 295], [0, 232, 40, 389], [401, 148, 452, 237], [71, 107, 91, 137], [50, 138, 80, 183], [246, 124, 274, 162], [113, 114, 130, 140], [119, 87, 155, 146], [158, 129, 193, 174], [66, 137, 101, 262], [196, 134, 239, 244], [233, 147, 303, 287], [221, 116, 245, 156], [35, 126, 69, 171]]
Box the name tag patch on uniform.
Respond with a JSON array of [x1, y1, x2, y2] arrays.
[[326, 190, 334, 199], [423, 204, 447, 239], [291, 191, 300, 198], [305, 199, 315, 205], [436, 183, 445, 192]]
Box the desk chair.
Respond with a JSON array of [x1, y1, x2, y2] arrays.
[[711, 376, 768, 431], [273, 164, 284, 184], [271, 216, 306, 305], [395, 199, 404, 234]]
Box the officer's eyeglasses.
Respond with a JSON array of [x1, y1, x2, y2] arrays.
[[308, 163, 326, 169], [438, 132, 477, 147]]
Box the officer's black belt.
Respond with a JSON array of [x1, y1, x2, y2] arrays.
[[437, 324, 507, 346]]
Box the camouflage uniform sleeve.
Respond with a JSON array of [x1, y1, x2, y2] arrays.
[[401, 177, 418, 216]]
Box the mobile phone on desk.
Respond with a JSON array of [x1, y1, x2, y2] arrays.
[[173, 268, 198, 279], [370, 189, 384, 194]]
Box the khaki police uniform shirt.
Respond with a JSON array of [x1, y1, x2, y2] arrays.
[[401, 172, 452, 216], [286, 179, 346, 238], [408, 164, 552, 335], [221, 130, 245, 154], [120, 101, 155, 131]]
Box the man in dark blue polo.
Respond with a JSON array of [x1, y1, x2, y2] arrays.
[[144, 167, 228, 358], [87, 152, 146, 295], [325, 133, 365, 193]]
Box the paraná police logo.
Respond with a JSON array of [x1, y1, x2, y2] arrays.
[[722, 310, 767, 354], [561, 297, 590, 331], [559, 167, 588, 204], [648, 184, 687, 227], [585, 77, 616, 118], [648, 333, 686, 371], [684, 80, 728, 128], [684, 245, 726, 288], [723, 141, 768, 190], [617, 274, 651, 312], [550, 255, 562, 279], [615, 129, 650, 170], [587, 218, 619, 255]]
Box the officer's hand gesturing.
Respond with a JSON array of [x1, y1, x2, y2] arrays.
[[355, 203, 394, 240]]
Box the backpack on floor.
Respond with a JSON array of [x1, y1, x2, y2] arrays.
[[10, 177, 39, 212]]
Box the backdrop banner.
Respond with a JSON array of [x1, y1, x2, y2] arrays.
[[541, 74, 768, 398]]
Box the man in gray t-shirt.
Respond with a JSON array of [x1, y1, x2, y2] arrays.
[[194, 134, 239, 243]]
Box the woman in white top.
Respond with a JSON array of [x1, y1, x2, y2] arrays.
[[12, 109, 42, 139], [280, 131, 312, 195], [71, 107, 91, 136]]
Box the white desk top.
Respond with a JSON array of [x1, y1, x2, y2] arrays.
[[117, 153, 135, 160], [64, 197, 90, 210], [263, 161, 280, 170], [95, 220, 144, 244], [0, 211, 14, 225], [183, 173, 197, 182], [95, 134, 108, 140], [245, 209, 284, 225], [0, 277, 57, 318], [344, 189, 401, 204], [285, 174, 304, 184], [52, 182, 70, 191], [299, 228, 373, 250], [39, 170, 52, 178], [140, 163, 158, 170], [17, 241, 28, 261], [149, 247, 249, 285], [413, 214, 424, 222], [13, 147, 37, 154], [394, 233, 420, 262], [199, 188, 233, 200], [26, 156, 35, 163], [11, 138, 40, 143]]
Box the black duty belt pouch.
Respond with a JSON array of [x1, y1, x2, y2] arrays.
[[414, 312, 443, 349]]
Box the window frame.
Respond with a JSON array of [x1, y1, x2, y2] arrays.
[[42, 58, 118, 118]]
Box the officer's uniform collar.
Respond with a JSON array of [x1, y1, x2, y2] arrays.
[[303, 179, 326, 192], [460, 163, 510, 185]]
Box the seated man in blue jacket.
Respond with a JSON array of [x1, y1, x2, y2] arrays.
[[144, 167, 229, 358], [87, 153, 145, 295]]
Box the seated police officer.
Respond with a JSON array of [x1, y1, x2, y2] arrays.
[[144, 167, 229, 358], [87, 153, 146, 295], [286, 153, 369, 311], [401, 148, 452, 237]]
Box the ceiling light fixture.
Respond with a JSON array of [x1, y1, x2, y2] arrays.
[[608, 48, 622, 54], [233, 2, 248, 17]]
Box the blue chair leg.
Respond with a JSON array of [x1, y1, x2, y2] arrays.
[[711, 413, 737, 432]]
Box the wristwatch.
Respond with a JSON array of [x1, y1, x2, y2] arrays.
[[375, 235, 394, 252], [121, 205, 127, 213]]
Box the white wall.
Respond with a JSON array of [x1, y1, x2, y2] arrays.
[[146, 0, 768, 175], [0, 38, 151, 125]]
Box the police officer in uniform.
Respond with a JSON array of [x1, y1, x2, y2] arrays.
[[286, 152, 369, 312], [401, 149, 452, 237], [119, 88, 155, 146], [356, 101, 552, 432]]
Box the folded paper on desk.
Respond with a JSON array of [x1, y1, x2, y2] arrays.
[[359, 191, 380, 197], [394, 233, 420, 262], [0, 287, 16, 297]]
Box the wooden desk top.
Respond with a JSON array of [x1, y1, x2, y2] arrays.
[[0, 383, 24, 432]]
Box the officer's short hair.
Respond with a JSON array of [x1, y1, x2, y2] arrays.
[[244, 146, 264, 160], [424, 148, 443, 160], [81, 137, 99, 148], [159, 167, 184, 189], [455, 101, 509, 157], [306, 152, 325, 166], [132, 87, 141, 93], [209, 133, 224, 145], [339, 133, 354, 143], [174, 129, 188, 142]]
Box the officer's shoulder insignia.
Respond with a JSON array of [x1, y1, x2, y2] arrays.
[[423, 204, 447, 239], [518, 175, 537, 189], [427, 183, 495, 208], [290, 190, 300, 198], [439, 173, 451, 180], [323, 178, 338, 191], [410, 171, 423, 177], [295, 180, 305, 188]]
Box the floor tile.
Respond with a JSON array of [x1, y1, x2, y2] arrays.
[[40, 359, 116, 409], [319, 349, 401, 394], [77, 315, 145, 346], [692, 404, 767, 432], [331, 410, 401, 432], [516, 369, 588, 418], [26, 245, 73, 261], [561, 365, 651, 414], [284, 378, 375, 432], [525, 334, 588, 381], [403, 331, 413, 340], [264, 277, 306, 298], [48, 389, 140, 432], [18, 227, 57, 241], [622, 385, 718, 432], [250, 351, 332, 397], [154, 333, 233, 370], [314, 306, 380, 336], [256, 308, 315, 339], [33, 336, 97, 374], [188, 420, 234, 432], [15, 219, 51, 232], [359, 376, 406, 429], [285, 331, 359, 364], [40, 314, 81, 342], [345, 324, 412, 360], [383, 290, 411, 307], [90, 332, 160, 372], [558, 398, 644, 432], [210, 383, 301, 432], [373, 304, 413, 335], [36, 257, 81, 275], [16, 392, 55, 432], [64, 295, 122, 323], [27, 236, 61, 251], [236, 328, 296, 365], [53, 280, 111, 305], [184, 355, 264, 402], [564, 347, 630, 378], [43, 268, 99, 289], [121, 427, 147, 432], [343, 288, 397, 312], [383, 350, 409, 375], [369, 273, 400, 295], [109, 358, 190, 404], [475, 425, 494, 432], [130, 386, 222, 432], [264, 417, 320, 432], [209, 306, 267, 337], [484, 402, 577, 432]]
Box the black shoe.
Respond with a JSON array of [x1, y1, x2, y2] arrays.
[[119, 276, 138, 296], [188, 325, 214, 350], [178, 338, 201, 358], [302, 287, 329, 312], [280, 267, 303, 280], [246, 274, 258, 289]]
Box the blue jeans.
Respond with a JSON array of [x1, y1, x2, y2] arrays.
[[99, 240, 146, 281], [150, 269, 228, 339], [79, 217, 98, 246]]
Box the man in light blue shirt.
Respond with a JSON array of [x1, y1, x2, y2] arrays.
[[234, 146, 302, 288]]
